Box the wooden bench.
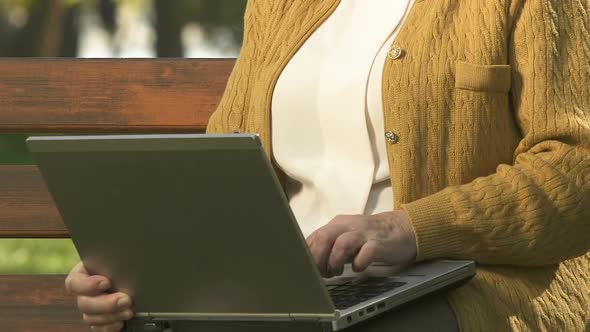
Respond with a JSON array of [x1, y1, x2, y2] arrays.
[[0, 58, 234, 331]]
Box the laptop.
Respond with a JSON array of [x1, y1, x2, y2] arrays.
[[26, 133, 475, 331]]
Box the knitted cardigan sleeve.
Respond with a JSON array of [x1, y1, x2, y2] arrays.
[[402, 1, 590, 266], [205, 3, 256, 135]]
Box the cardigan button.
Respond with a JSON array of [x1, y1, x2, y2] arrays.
[[387, 45, 403, 60], [385, 130, 400, 144]]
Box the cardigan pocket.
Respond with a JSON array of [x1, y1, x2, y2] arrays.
[[454, 61, 511, 93], [450, 61, 520, 183]]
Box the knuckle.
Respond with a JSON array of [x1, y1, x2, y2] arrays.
[[338, 232, 361, 251], [366, 239, 379, 250], [69, 262, 79, 274], [331, 243, 349, 262], [314, 230, 328, 243], [332, 237, 350, 253], [105, 297, 119, 312], [362, 242, 379, 258], [64, 276, 73, 292], [329, 215, 346, 225], [77, 296, 87, 310]]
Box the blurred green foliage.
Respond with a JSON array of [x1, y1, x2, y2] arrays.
[[154, 0, 246, 56], [0, 239, 79, 274], [0, 134, 32, 164]]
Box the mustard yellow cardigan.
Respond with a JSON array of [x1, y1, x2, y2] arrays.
[[206, 1, 590, 330]]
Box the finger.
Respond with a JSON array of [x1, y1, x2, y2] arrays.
[[308, 224, 349, 276], [83, 309, 134, 325], [352, 240, 379, 272], [306, 215, 357, 248], [65, 262, 111, 296], [328, 232, 366, 277], [78, 292, 132, 315], [305, 232, 316, 247], [90, 321, 124, 332]]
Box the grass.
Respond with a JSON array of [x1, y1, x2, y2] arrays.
[[0, 239, 80, 274]]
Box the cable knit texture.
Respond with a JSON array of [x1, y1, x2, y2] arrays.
[[207, 0, 590, 331]]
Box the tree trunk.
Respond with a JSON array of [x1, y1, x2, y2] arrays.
[[40, 0, 67, 57], [154, 0, 183, 57], [7, 1, 51, 56]]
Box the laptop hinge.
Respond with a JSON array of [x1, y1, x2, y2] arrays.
[[141, 321, 173, 332], [146, 312, 293, 321], [139, 314, 173, 332], [288, 313, 320, 322], [289, 313, 335, 322]]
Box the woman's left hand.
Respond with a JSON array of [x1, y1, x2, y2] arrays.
[[306, 210, 417, 278]]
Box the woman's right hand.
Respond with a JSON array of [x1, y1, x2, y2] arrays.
[[65, 262, 134, 332]]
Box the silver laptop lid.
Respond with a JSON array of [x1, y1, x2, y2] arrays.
[[27, 134, 335, 320]]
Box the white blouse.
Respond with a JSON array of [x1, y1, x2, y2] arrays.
[[272, 0, 414, 238]]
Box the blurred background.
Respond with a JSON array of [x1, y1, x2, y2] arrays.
[[0, 0, 247, 274]]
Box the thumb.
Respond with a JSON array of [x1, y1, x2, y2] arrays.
[[65, 262, 111, 296]]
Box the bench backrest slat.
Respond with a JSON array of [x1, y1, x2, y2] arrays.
[[0, 165, 65, 238], [0, 59, 234, 132]]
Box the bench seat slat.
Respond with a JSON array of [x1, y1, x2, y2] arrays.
[[0, 275, 86, 331]]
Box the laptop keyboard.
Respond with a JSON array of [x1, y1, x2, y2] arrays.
[[327, 278, 407, 310]]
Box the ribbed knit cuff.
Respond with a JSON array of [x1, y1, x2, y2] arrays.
[[401, 191, 464, 262]]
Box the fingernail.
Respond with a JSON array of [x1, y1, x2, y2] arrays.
[[117, 297, 131, 308], [122, 309, 134, 319], [98, 280, 109, 290]]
